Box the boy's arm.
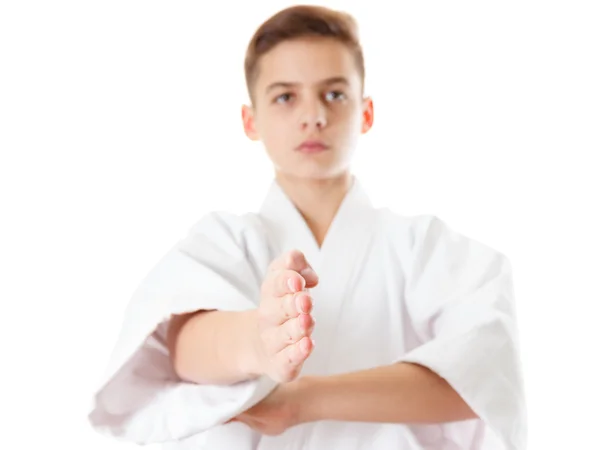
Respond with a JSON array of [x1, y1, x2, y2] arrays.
[[167, 250, 319, 386], [167, 309, 262, 385], [232, 362, 475, 436], [297, 362, 476, 424]]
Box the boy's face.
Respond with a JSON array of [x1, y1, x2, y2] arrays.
[[242, 37, 373, 180]]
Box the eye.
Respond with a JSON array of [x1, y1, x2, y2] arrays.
[[325, 90, 346, 102], [274, 93, 294, 104]]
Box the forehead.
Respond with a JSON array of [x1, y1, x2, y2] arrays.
[[255, 37, 360, 92]]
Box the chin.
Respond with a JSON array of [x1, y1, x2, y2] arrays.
[[279, 164, 348, 181]]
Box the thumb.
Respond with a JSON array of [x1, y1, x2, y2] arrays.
[[285, 251, 319, 287], [300, 267, 319, 288]]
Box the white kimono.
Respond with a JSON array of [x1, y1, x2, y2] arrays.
[[88, 177, 527, 449]]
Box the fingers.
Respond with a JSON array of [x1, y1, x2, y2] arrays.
[[264, 313, 314, 353], [268, 249, 304, 272], [268, 269, 306, 298], [274, 337, 314, 382], [281, 313, 314, 348], [262, 311, 314, 354], [299, 267, 319, 289], [284, 250, 319, 288], [280, 291, 312, 321], [259, 288, 313, 328], [287, 336, 313, 364], [258, 250, 318, 384], [268, 250, 319, 289]]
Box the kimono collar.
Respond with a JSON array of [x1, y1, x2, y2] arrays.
[[257, 175, 375, 267]]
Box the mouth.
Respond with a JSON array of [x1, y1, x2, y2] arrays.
[[296, 140, 330, 154]]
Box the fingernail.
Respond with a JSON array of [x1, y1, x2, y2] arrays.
[[297, 294, 305, 313], [301, 268, 316, 278], [298, 294, 311, 314], [288, 278, 296, 292]]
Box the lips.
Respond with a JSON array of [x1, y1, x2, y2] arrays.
[[296, 140, 330, 153]]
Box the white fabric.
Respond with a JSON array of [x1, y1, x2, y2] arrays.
[[87, 177, 527, 449]]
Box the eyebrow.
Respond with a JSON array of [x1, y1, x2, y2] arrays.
[[265, 76, 350, 94]]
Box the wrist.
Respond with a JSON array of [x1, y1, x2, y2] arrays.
[[238, 309, 265, 379], [293, 375, 324, 425]]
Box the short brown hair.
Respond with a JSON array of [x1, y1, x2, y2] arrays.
[[244, 5, 365, 103]]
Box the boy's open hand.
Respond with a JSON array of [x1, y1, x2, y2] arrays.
[[253, 250, 318, 383]]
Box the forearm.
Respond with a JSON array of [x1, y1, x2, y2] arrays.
[[299, 362, 477, 424], [167, 309, 262, 385]]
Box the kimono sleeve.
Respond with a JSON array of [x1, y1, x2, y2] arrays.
[[397, 215, 527, 450], [87, 212, 277, 445]]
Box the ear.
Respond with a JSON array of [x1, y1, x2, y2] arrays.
[[360, 97, 374, 134], [242, 104, 260, 141]]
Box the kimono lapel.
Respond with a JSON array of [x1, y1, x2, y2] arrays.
[[310, 178, 377, 372], [257, 179, 322, 268], [258, 177, 378, 373]]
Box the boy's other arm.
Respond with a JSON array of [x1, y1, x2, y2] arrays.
[[166, 250, 319, 386], [297, 363, 477, 424], [231, 362, 476, 436]]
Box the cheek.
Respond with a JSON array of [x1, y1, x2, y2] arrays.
[[332, 106, 361, 133], [260, 112, 292, 142]]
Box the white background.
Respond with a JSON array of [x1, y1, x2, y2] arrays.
[[1, 1, 598, 449]]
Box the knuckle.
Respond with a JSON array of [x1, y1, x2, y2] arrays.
[[288, 249, 302, 264], [293, 317, 303, 338], [283, 268, 296, 278], [276, 268, 290, 283], [285, 270, 302, 286], [282, 323, 294, 344], [284, 295, 296, 318]]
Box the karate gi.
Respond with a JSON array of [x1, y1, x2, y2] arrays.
[[88, 177, 527, 449]]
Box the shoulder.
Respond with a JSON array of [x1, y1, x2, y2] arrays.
[[180, 209, 265, 245], [377, 209, 509, 264], [176, 209, 273, 269], [375, 208, 437, 249], [378, 208, 451, 234], [185, 210, 256, 240]]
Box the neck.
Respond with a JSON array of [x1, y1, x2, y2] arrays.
[[275, 171, 353, 248]]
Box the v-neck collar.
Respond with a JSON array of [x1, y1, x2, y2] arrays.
[[257, 176, 374, 268]]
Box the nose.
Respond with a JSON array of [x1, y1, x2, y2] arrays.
[[299, 98, 327, 130]]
